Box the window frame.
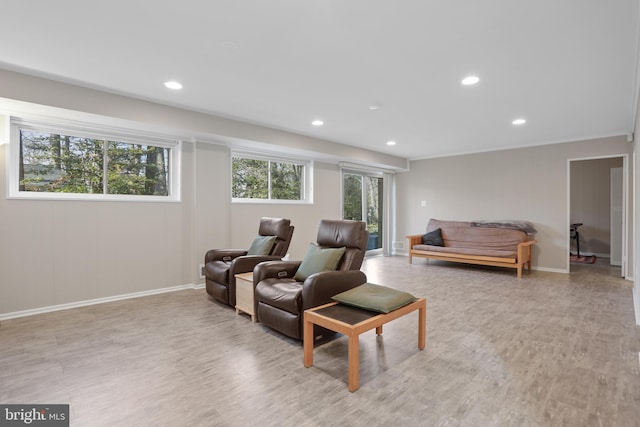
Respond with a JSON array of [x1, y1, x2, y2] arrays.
[[231, 151, 313, 204], [340, 163, 395, 257], [7, 117, 181, 202]]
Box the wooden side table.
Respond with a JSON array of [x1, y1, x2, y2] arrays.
[[303, 298, 426, 392], [235, 272, 256, 322]]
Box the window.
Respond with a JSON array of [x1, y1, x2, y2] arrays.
[[8, 118, 181, 201], [231, 153, 311, 203]]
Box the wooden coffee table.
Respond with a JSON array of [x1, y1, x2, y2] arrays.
[[303, 298, 426, 392]]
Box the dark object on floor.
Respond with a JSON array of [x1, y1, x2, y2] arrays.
[[570, 254, 597, 264], [570, 222, 583, 256]]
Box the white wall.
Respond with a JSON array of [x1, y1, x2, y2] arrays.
[[396, 136, 634, 273], [194, 142, 231, 277], [634, 147, 640, 325], [0, 68, 408, 171], [0, 71, 404, 318], [633, 68, 640, 325], [1, 68, 638, 320], [0, 141, 196, 315]]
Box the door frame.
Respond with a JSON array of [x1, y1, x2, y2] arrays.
[[610, 166, 623, 266], [567, 154, 628, 277], [340, 165, 389, 256]]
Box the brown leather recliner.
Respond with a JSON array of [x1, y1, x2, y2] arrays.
[[205, 217, 294, 307], [254, 219, 369, 340]]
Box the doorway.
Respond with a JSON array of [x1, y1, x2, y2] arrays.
[[568, 155, 626, 277], [342, 170, 383, 254]]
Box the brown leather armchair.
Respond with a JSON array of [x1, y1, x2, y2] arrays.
[[204, 217, 294, 307], [254, 219, 369, 340]]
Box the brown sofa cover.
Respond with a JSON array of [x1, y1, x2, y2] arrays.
[[407, 219, 536, 278]]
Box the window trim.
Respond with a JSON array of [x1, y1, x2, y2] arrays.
[[7, 117, 181, 202], [231, 151, 313, 204]]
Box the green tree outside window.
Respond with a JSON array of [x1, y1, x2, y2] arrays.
[[19, 130, 169, 196], [232, 156, 304, 201]]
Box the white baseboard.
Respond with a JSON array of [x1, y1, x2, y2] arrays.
[[533, 266, 568, 274], [0, 283, 201, 321]]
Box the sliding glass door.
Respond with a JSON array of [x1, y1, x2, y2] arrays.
[[342, 171, 383, 252]]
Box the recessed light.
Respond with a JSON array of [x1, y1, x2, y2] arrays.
[[512, 118, 526, 125], [386, 140, 396, 146], [164, 81, 182, 90], [221, 41, 238, 50], [461, 75, 480, 85], [312, 120, 324, 126], [369, 104, 381, 110]]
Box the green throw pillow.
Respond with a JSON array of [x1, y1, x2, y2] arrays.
[[332, 283, 416, 313], [293, 243, 346, 281], [247, 235, 277, 255]]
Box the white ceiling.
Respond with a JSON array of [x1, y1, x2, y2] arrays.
[[1, 0, 639, 159]]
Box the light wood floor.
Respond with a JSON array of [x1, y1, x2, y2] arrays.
[[1, 256, 639, 426]]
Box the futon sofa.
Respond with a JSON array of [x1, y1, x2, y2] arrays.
[[407, 219, 537, 278]]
